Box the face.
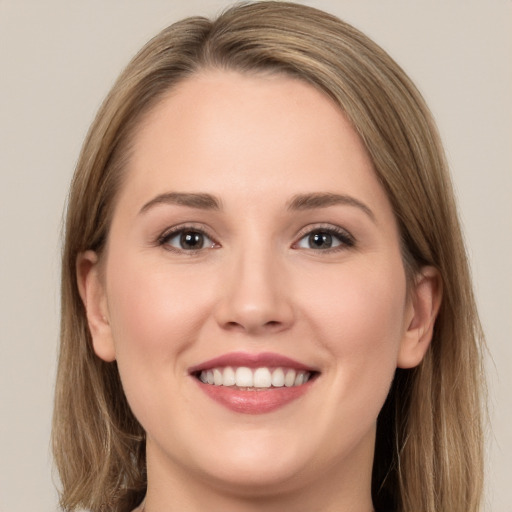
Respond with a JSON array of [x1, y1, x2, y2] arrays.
[[80, 70, 436, 502]]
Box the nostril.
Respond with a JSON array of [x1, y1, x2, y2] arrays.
[[222, 319, 285, 334], [225, 321, 245, 331]]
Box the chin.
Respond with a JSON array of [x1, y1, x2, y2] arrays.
[[185, 426, 317, 494], [198, 454, 312, 497]]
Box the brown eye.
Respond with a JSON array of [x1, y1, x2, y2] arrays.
[[161, 229, 215, 251], [295, 228, 355, 251], [180, 231, 205, 250], [308, 232, 334, 249]]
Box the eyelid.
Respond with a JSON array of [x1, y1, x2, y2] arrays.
[[292, 223, 356, 251], [157, 223, 220, 252], [154, 222, 354, 254]]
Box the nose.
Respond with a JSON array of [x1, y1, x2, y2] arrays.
[[214, 247, 295, 335]]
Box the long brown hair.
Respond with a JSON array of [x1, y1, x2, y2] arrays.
[[53, 2, 485, 511]]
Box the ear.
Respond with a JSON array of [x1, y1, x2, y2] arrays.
[[398, 266, 442, 369], [76, 250, 116, 362]]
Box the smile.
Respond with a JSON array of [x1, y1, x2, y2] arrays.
[[198, 366, 312, 389], [189, 352, 319, 413]]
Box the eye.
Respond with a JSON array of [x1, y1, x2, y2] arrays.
[[295, 227, 354, 251], [159, 228, 217, 252]]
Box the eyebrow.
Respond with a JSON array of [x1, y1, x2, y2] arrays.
[[139, 192, 222, 214], [287, 192, 375, 221], [139, 191, 375, 221]]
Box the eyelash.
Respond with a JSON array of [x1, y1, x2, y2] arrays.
[[157, 224, 219, 254], [293, 224, 356, 253], [157, 224, 356, 254]]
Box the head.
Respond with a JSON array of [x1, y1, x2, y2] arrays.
[[53, 2, 484, 512]]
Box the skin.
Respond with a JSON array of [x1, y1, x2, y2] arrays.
[[78, 71, 441, 512]]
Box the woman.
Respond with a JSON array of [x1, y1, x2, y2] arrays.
[[52, 2, 485, 511]]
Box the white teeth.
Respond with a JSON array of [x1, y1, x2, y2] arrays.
[[271, 367, 285, 387], [284, 369, 296, 387], [213, 368, 223, 386], [198, 366, 313, 389], [235, 367, 253, 387], [222, 366, 236, 386], [294, 372, 305, 386], [254, 367, 272, 388]]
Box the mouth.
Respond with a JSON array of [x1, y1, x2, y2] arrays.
[[194, 366, 316, 390], [189, 352, 319, 414]]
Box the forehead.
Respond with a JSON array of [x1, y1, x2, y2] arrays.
[[116, 70, 391, 218]]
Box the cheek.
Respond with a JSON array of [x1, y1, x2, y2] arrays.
[[327, 259, 404, 339], [106, 253, 212, 349], [301, 257, 408, 386], [103, 254, 216, 413]]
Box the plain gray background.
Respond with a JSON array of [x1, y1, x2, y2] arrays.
[[1, 1, 510, 511]]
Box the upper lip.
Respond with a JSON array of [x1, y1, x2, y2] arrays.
[[188, 351, 319, 374]]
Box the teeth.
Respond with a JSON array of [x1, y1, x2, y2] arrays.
[[213, 368, 223, 386], [271, 367, 285, 387], [235, 367, 253, 387], [284, 369, 296, 387], [223, 366, 236, 386], [198, 366, 312, 389], [254, 368, 272, 388]]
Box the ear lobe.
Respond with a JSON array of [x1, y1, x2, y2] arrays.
[[397, 266, 442, 369], [76, 250, 116, 362]]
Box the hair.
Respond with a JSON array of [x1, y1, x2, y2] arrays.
[[52, 2, 486, 511]]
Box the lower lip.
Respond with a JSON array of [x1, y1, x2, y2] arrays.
[[194, 379, 315, 414]]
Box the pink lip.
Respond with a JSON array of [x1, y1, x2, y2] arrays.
[[189, 352, 318, 415], [188, 351, 317, 373]]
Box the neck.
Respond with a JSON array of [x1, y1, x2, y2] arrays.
[[142, 437, 376, 512]]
